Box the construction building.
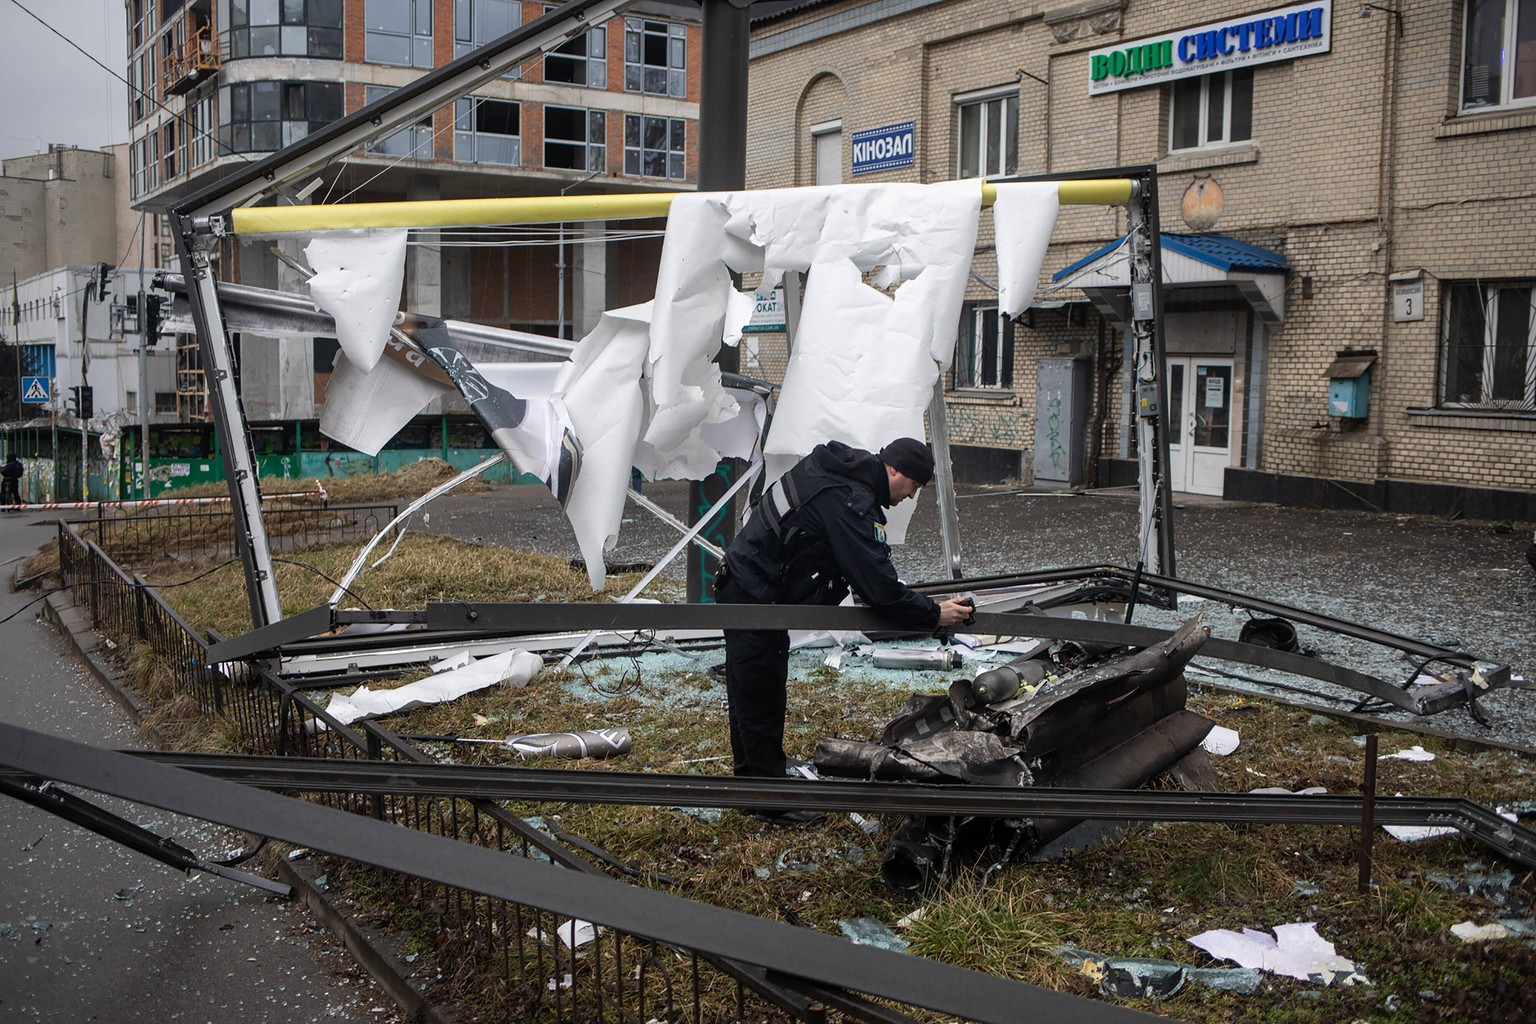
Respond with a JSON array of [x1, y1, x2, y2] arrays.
[[126, 0, 703, 421], [745, 0, 1535, 517]]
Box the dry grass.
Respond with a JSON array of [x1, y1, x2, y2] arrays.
[[84, 524, 1536, 1024], [163, 457, 490, 504]]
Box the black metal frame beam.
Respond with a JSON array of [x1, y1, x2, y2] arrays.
[[112, 751, 1536, 869], [0, 723, 1163, 1024]]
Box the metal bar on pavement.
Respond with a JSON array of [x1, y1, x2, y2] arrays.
[[0, 723, 1162, 1024]]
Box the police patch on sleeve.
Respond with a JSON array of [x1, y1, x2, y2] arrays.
[[874, 522, 887, 544]]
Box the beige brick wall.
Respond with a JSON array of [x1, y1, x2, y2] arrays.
[[748, 0, 1536, 495]]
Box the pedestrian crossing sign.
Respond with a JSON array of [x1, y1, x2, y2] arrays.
[[22, 376, 50, 404]]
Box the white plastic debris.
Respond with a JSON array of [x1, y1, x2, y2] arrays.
[[1200, 725, 1240, 756], [529, 920, 598, 948], [324, 650, 542, 726], [1451, 921, 1513, 943], [1188, 922, 1369, 986], [1380, 745, 1434, 762], [1383, 824, 1458, 842], [304, 229, 409, 374]]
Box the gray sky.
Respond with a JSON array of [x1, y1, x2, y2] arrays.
[[0, 0, 129, 161]]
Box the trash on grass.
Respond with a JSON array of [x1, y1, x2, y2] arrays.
[[1200, 725, 1240, 756], [1451, 921, 1513, 943], [1380, 745, 1435, 762], [507, 727, 631, 761], [1188, 922, 1368, 986], [1058, 946, 1262, 997], [529, 919, 598, 948], [837, 917, 909, 953], [325, 650, 542, 726]]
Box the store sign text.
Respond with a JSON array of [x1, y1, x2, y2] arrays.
[[851, 122, 915, 175], [1087, 0, 1331, 95]]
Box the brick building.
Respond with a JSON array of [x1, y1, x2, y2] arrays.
[[745, 0, 1536, 516], [125, 0, 702, 419]]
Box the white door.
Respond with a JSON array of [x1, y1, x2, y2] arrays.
[[1165, 357, 1233, 496]]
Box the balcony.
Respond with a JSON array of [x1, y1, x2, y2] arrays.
[[165, 25, 219, 96]]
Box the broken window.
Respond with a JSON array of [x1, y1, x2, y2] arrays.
[[454, 97, 520, 166], [624, 18, 686, 97], [1441, 281, 1536, 410], [954, 303, 1014, 389], [545, 106, 605, 171], [623, 114, 684, 180], [543, 5, 606, 88]]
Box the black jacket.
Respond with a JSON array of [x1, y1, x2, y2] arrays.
[[722, 441, 938, 630]]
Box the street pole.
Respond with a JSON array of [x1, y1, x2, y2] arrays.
[[688, 0, 750, 604], [139, 216, 151, 498]]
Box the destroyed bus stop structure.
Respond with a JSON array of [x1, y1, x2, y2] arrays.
[[6, 1, 1532, 1020]]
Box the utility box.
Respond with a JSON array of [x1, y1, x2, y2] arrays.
[[1034, 357, 1089, 485], [1323, 351, 1376, 420]]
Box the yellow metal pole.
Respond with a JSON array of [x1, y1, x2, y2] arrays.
[[229, 179, 1134, 235]]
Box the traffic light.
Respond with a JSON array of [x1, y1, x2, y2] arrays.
[[143, 293, 162, 347], [96, 262, 112, 300], [71, 385, 93, 420]]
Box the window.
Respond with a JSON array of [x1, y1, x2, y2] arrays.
[[1462, 0, 1536, 110], [954, 304, 1014, 388], [1441, 281, 1535, 410], [545, 106, 605, 171], [218, 80, 343, 153], [365, 85, 436, 158], [188, 87, 215, 167], [624, 114, 684, 179], [154, 392, 177, 415], [543, 6, 605, 88], [1170, 69, 1253, 151], [162, 122, 176, 179], [955, 89, 1017, 178], [366, 0, 434, 67], [624, 18, 686, 97], [454, 0, 520, 68], [454, 98, 520, 165], [812, 121, 841, 185], [227, 0, 344, 60]]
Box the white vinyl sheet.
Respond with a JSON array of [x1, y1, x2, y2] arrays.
[[304, 229, 409, 374]]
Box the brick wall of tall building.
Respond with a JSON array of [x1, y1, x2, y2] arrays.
[[748, 0, 1536, 497]]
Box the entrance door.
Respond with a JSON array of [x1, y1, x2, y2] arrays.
[[1165, 357, 1233, 496]]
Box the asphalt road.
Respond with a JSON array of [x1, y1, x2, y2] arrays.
[[417, 479, 1536, 746], [0, 512, 400, 1024]]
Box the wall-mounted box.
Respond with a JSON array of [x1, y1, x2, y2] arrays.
[[1323, 352, 1376, 420]]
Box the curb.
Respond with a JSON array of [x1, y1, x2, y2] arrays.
[[27, 570, 455, 1024]]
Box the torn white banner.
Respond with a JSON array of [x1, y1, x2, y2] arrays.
[[993, 181, 1062, 318], [305, 229, 408, 374], [1188, 922, 1369, 986], [324, 649, 542, 726]]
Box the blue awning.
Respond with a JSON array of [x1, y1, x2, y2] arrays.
[[1054, 232, 1287, 281]]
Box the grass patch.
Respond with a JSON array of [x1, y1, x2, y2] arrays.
[[88, 527, 1536, 1023]]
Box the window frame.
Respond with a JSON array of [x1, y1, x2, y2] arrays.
[[364, 84, 437, 158], [544, 105, 606, 171], [1169, 68, 1254, 152], [227, 0, 344, 60], [954, 86, 1018, 179], [1439, 280, 1536, 411], [623, 113, 685, 179], [365, 0, 435, 68], [454, 96, 521, 165], [954, 303, 1014, 389], [454, 0, 521, 75], [624, 17, 686, 98], [218, 80, 344, 155], [1460, 0, 1536, 112], [542, 4, 606, 88]]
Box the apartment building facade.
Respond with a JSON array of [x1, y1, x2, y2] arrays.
[[126, 0, 703, 419], [746, 0, 1536, 516]]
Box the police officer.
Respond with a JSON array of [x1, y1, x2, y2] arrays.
[[716, 437, 973, 822]]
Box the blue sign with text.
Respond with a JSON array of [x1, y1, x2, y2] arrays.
[[851, 122, 915, 175]]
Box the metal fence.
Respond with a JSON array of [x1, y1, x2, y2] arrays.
[[64, 502, 399, 564], [51, 521, 887, 1023]]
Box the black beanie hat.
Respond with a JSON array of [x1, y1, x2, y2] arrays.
[[879, 437, 934, 486]]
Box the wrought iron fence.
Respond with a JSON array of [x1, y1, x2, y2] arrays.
[[65, 502, 399, 563], [52, 521, 863, 1023]]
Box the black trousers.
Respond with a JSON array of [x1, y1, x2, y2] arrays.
[[718, 577, 790, 778]]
